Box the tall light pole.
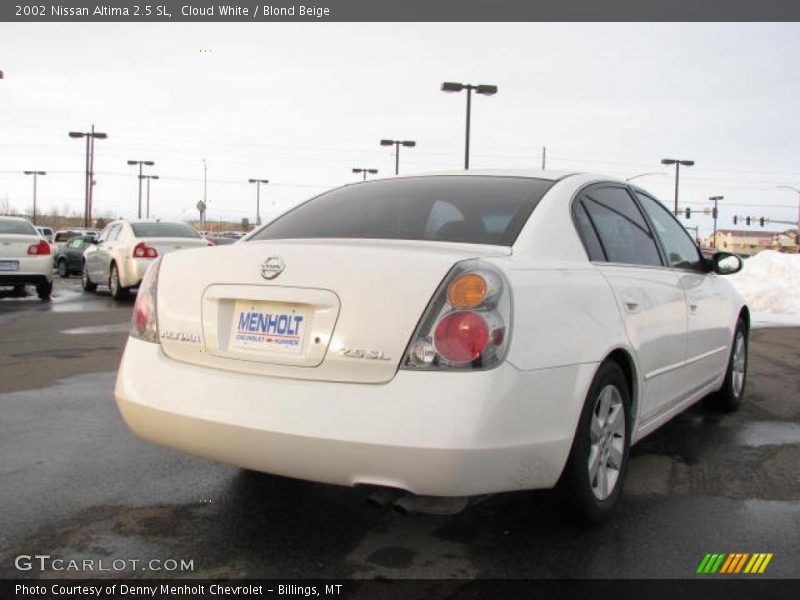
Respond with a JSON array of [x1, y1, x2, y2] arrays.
[[127, 160, 155, 219], [661, 158, 694, 215], [23, 171, 46, 225], [777, 185, 800, 247], [380, 139, 416, 175], [441, 81, 498, 170], [69, 126, 107, 227], [352, 168, 378, 181], [141, 174, 159, 219], [709, 195, 723, 249], [248, 178, 269, 226]]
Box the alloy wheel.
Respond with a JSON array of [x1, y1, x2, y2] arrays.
[[588, 384, 626, 501]]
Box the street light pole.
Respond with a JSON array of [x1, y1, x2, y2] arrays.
[[23, 171, 46, 225], [141, 175, 159, 219], [661, 158, 695, 215], [127, 160, 155, 219], [380, 139, 417, 175], [248, 178, 269, 226], [352, 168, 378, 181], [441, 81, 498, 170], [69, 127, 107, 227], [710, 195, 723, 249]]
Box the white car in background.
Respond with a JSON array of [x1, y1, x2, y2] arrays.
[[82, 220, 209, 300], [0, 216, 53, 300], [115, 171, 749, 522]]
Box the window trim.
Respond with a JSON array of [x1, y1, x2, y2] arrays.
[[570, 182, 665, 268]]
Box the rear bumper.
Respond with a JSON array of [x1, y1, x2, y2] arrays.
[[0, 274, 50, 286], [115, 337, 596, 496], [0, 256, 52, 285]]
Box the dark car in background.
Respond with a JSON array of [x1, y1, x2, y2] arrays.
[[54, 236, 93, 278]]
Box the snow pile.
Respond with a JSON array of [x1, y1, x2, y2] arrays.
[[728, 250, 800, 327]]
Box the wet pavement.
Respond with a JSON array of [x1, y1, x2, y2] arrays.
[[1, 278, 798, 579]]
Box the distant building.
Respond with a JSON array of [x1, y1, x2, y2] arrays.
[[704, 229, 798, 254]]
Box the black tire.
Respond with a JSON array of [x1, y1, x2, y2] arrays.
[[57, 259, 69, 279], [109, 263, 129, 300], [559, 361, 631, 525], [706, 318, 748, 412], [81, 262, 97, 292], [36, 280, 53, 301]]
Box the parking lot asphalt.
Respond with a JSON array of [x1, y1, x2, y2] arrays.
[[0, 277, 798, 579]]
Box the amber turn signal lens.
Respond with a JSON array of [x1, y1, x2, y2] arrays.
[[447, 273, 488, 309]]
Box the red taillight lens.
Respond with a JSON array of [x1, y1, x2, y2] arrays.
[[133, 242, 158, 258], [27, 240, 51, 256], [434, 311, 490, 364]]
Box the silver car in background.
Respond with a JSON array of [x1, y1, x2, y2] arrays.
[[82, 220, 210, 300]]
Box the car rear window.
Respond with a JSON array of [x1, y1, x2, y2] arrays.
[[0, 219, 38, 235], [131, 223, 200, 238], [249, 176, 555, 246]]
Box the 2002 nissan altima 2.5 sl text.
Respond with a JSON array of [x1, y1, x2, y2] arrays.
[[115, 171, 749, 522]]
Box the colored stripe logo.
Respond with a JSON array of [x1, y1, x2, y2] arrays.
[[696, 552, 773, 574]]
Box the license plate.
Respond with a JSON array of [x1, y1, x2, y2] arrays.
[[229, 300, 308, 355], [0, 261, 19, 272]]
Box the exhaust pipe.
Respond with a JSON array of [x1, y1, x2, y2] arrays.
[[393, 494, 471, 516]]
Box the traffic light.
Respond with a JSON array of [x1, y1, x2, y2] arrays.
[[733, 215, 738, 225], [760, 217, 765, 227], [685, 207, 691, 219], [746, 216, 751, 226], [711, 207, 718, 219]]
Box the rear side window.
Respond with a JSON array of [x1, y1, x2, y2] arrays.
[[579, 186, 662, 267], [250, 176, 555, 246], [0, 219, 37, 235], [131, 223, 200, 239]]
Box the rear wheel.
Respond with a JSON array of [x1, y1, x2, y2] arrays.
[[706, 319, 748, 412], [560, 361, 631, 524], [109, 263, 129, 300], [81, 262, 97, 292], [57, 259, 69, 278], [36, 280, 52, 301]]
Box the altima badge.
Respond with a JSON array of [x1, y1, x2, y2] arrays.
[[260, 256, 285, 280]]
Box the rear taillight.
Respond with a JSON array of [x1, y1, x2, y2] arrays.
[[27, 240, 51, 256], [130, 258, 161, 344], [133, 242, 158, 258], [402, 260, 511, 370]]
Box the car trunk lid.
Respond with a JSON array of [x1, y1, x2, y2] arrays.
[[156, 239, 510, 383]]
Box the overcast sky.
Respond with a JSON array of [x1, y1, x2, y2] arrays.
[[1, 22, 799, 235]]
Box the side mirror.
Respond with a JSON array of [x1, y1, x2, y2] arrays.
[[711, 252, 743, 275]]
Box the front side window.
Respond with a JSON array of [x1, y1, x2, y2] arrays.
[[249, 176, 555, 247], [579, 186, 662, 267], [636, 192, 703, 271]]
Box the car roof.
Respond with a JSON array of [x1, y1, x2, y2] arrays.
[[389, 169, 578, 181], [0, 216, 33, 222]]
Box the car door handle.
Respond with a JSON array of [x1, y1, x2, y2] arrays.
[[688, 302, 698, 313], [619, 293, 641, 313]]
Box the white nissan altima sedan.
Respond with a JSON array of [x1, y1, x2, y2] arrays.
[[115, 171, 749, 521]]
